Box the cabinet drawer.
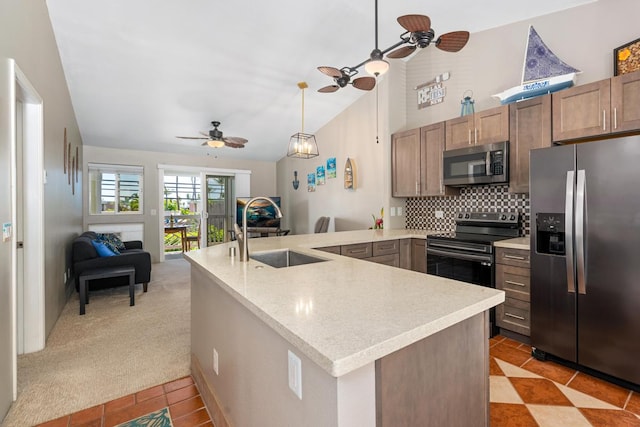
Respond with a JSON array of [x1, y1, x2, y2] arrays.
[[373, 240, 399, 256], [368, 253, 400, 267], [341, 242, 372, 259], [496, 264, 530, 302], [496, 297, 530, 336], [315, 245, 341, 255], [495, 247, 530, 268]]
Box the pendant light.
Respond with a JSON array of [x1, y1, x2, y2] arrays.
[[364, 0, 389, 77], [287, 82, 319, 159]]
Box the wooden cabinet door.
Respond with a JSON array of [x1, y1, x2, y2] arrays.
[[552, 79, 611, 141], [508, 95, 552, 193], [445, 115, 473, 150], [474, 105, 510, 145], [411, 239, 426, 273], [611, 70, 640, 133], [391, 128, 421, 197], [420, 122, 457, 196]]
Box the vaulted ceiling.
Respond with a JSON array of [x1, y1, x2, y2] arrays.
[[46, 0, 594, 162]]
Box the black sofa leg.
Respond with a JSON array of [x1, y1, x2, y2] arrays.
[[143, 282, 148, 292]]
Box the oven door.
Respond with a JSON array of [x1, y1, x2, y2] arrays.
[[426, 247, 493, 286]]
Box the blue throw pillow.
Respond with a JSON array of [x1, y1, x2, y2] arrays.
[[97, 233, 125, 253], [91, 240, 117, 257]]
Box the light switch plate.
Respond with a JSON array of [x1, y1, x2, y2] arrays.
[[435, 210, 444, 219]]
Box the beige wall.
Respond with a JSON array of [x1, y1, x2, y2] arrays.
[[277, 0, 640, 232], [0, 0, 83, 343], [83, 145, 277, 262]]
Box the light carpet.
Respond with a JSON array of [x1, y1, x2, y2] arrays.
[[2, 258, 191, 426]]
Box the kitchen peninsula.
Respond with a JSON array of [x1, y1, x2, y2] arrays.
[[185, 229, 504, 427]]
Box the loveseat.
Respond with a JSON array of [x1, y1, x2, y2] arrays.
[[72, 231, 152, 292]]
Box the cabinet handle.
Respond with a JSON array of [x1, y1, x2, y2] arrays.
[[349, 248, 367, 254], [503, 254, 526, 260], [468, 129, 472, 145], [505, 312, 525, 321], [505, 280, 526, 287], [603, 109, 606, 131], [614, 108, 618, 129], [474, 128, 478, 145]]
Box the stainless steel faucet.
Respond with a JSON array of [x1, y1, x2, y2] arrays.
[[239, 196, 283, 262]]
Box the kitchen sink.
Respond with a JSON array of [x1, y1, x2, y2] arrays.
[[250, 249, 328, 268]]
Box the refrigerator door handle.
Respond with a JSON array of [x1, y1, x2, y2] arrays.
[[565, 171, 576, 293], [576, 169, 587, 294]]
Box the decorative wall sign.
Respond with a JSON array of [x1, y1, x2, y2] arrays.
[[316, 165, 325, 185], [292, 170, 300, 190], [75, 147, 79, 183], [416, 72, 450, 110], [67, 144, 71, 185], [614, 37, 640, 76], [63, 128, 67, 174], [307, 173, 316, 192], [327, 157, 337, 179]]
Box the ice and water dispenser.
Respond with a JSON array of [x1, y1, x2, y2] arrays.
[[536, 213, 566, 255]]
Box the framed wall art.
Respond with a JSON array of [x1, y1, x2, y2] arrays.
[[614, 37, 640, 76]]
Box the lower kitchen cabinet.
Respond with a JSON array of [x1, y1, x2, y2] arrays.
[[495, 247, 531, 337], [411, 239, 426, 273], [316, 239, 426, 271]]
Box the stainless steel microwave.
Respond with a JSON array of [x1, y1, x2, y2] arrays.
[[442, 141, 509, 187]]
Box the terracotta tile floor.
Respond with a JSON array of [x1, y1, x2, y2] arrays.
[[35, 376, 213, 427], [490, 335, 640, 426], [31, 336, 640, 426]]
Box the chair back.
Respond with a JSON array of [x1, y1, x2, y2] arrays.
[[314, 216, 330, 233]]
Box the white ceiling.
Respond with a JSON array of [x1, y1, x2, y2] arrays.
[[46, 0, 593, 162]]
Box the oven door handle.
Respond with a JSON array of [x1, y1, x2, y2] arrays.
[[427, 241, 489, 254], [426, 248, 493, 264]]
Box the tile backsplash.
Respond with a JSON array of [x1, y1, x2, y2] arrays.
[[405, 185, 530, 235]]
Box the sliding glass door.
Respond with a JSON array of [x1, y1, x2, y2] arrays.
[[205, 175, 233, 246]]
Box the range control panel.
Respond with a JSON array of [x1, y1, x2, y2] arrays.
[[456, 211, 519, 225]]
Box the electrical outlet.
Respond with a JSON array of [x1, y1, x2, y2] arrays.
[[435, 210, 444, 219], [390, 207, 396, 217], [213, 348, 219, 375], [288, 350, 302, 399], [397, 207, 403, 216]]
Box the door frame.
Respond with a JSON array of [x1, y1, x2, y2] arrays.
[[157, 164, 250, 262], [14, 64, 45, 355]]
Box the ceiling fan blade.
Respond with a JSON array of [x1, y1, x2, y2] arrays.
[[352, 77, 376, 91], [177, 136, 207, 140], [224, 140, 246, 149], [397, 14, 431, 33], [387, 45, 417, 59], [436, 31, 470, 52], [317, 66, 342, 78], [318, 85, 340, 93], [224, 136, 248, 145]]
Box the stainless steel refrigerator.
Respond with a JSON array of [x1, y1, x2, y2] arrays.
[[530, 134, 640, 386]]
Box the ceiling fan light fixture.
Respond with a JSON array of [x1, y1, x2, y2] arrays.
[[364, 49, 389, 76], [207, 138, 225, 148]]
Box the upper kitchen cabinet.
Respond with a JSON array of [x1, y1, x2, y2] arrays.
[[392, 123, 458, 197], [508, 94, 552, 193], [391, 128, 421, 197], [552, 70, 640, 141], [445, 105, 509, 150]]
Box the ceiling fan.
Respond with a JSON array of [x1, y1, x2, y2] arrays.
[[386, 15, 470, 59], [317, 66, 376, 93], [176, 121, 248, 148], [317, 2, 470, 93]]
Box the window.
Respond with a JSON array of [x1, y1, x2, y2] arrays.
[[88, 163, 143, 214]]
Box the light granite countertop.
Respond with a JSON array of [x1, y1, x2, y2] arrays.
[[494, 236, 530, 250], [184, 229, 505, 378]]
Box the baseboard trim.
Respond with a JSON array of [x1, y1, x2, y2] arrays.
[[191, 353, 232, 427]]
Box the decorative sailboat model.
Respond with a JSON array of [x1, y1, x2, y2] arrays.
[[493, 26, 580, 104]]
